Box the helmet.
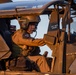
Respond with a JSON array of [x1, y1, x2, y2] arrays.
[[19, 15, 40, 30]]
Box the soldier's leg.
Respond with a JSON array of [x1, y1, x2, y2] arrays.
[[28, 55, 51, 72]]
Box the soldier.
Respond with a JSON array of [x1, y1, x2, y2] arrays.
[[12, 15, 50, 72]]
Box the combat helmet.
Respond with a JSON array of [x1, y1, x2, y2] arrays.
[[19, 15, 40, 30]]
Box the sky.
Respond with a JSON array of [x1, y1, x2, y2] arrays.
[[12, 0, 49, 1], [11, 0, 52, 57]]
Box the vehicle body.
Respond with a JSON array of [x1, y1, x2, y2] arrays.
[[0, 0, 76, 75]]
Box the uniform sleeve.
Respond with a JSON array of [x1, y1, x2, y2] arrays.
[[12, 31, 45, 46], [18, 38, 45, 46]]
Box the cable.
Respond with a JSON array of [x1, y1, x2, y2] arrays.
[[34, 30, 37, 38]]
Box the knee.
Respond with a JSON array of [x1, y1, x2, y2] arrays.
[[40, 56, 46, 61]]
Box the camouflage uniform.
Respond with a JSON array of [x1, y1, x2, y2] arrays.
[[12, 29, 50, 72]]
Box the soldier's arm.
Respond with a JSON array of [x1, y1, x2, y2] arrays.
[[18, 38, 45, 46], [12, 33, 45, 46]]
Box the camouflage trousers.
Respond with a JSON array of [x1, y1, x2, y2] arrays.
[[28, 55, 50, 72]]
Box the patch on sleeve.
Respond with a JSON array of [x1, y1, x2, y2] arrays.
[[23, 33, 30, 39]]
